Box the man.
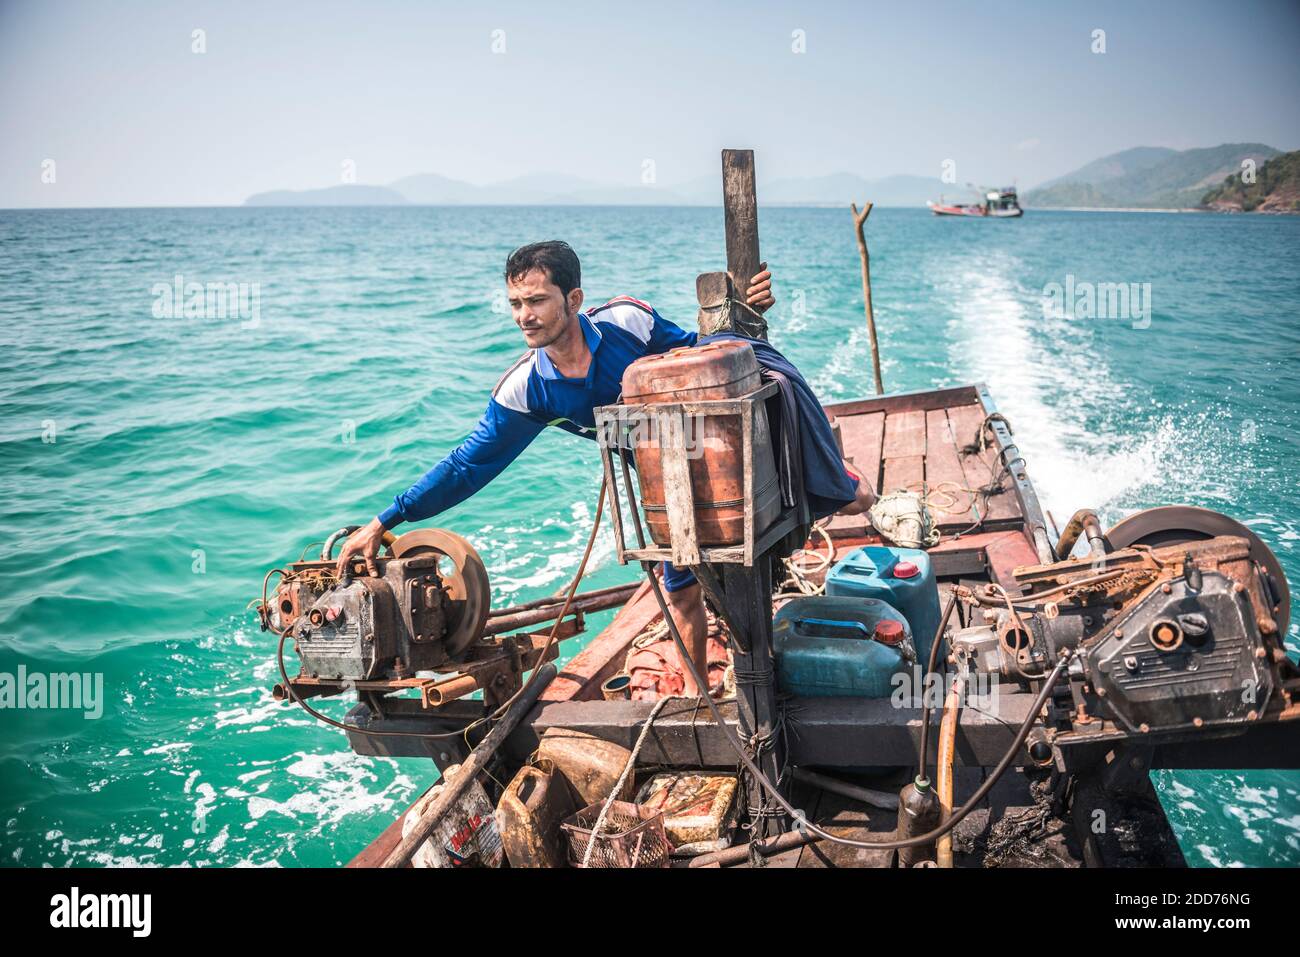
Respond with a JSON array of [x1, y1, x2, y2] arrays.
[[336, 241, 875, 695]]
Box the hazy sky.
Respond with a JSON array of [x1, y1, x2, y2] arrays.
[[2, 0, 1298, 207]]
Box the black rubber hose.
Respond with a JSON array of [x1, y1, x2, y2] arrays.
[[917, 592, 959, 783]]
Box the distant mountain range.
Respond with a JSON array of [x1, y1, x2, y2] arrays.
[[1022, 143, 1281, 209], [244, 171, 945, 208], [244, 143, 1290, 210]]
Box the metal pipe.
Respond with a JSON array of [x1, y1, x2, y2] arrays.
[[688, 827, 818, 868], [1054, 508, 1106, 564], [487, 582, 638, 618], [792, 767, 898, 811], [380, 663, 557, 868], [424, 674, 481, 707], [321, 526, 360, 562], [483, 585, 639, 635]]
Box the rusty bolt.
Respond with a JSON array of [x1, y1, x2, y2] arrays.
[[1161, 582, 1172, 594], [1256, 647, 1267, 659], [1139, 723, 1150, 733], [1193, 717, 1204, 728], [1258, 617, 1278, 635], [1114, 628, 1124, 639], [1247, 710, 1258, 721]]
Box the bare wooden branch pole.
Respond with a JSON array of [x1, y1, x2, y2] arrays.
[[851, 201, 884, 395]]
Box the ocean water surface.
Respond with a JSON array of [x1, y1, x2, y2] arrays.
[[1, 205, 1297, 866]]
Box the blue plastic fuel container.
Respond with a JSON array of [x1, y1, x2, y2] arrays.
[[825, 546, 942, 666], [773, 596, 913, 698]]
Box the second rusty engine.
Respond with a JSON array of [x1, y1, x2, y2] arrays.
[[951, 506, 1294, 740]]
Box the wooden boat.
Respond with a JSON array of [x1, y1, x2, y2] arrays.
[[345, 380, 1298, 869]]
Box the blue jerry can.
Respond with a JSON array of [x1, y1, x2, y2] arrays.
[[772, 596, 912, 698], [825, 546, 942, 666]]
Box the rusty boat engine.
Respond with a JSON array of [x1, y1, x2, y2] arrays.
[[950, 506, 1295, 744], [262, 527, 491, 683]]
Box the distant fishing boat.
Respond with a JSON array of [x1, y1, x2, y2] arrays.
[[929, 186, 1023, 218]]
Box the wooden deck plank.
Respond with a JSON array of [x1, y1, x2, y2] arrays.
[[825, 412, 885, 539], [944, 403, 1021, 523], [836, 411, 885, 492], [881, 409, 926, 460], [881, 454, 925, 494], [880, 409, 927, 501], [924, 408, 977, 527]]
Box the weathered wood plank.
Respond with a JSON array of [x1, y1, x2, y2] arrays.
[[658, 411, 701, 566], [945, 403, 1021, 523], [881, 409, 927, 460], [836, 411, 885, 492], [822, 384, 983, 420], [824, 411, 884, 538], [924, 408, 976, 527], [882, 454, 925, 494]]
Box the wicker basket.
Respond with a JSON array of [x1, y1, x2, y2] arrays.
[[561, 801, 671, 868]]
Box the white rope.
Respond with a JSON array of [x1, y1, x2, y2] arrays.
[[580, 693, 682, 868]]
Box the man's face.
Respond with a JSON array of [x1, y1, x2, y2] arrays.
[[507, 268, 582, 350]]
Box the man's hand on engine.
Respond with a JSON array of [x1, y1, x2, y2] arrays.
[[746, 263, 775, 314], [335, 518, 386, 579]]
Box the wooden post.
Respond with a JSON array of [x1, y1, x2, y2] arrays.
[[719, 560, 788, 839], [697, 149, 767, 339], [723, 150, 760, 309], [851, 201, 884, 395]]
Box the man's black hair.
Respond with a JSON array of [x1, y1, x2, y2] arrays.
[[505, 240, 581, 297]]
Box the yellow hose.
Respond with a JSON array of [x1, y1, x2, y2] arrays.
[[935, 667, 967, 868]]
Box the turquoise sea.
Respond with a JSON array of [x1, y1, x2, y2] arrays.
[[1, 205, 1297, 867]]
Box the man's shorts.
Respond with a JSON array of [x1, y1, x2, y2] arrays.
[[661, 561, 697, 593]]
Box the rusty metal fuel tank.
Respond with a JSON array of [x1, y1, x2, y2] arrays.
[[621, 339, 780, 547]]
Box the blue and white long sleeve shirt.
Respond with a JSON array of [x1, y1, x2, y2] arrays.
[[377, 298, 695, 529]]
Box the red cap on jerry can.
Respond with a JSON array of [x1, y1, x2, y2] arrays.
[[873, 619, 905, 645], [893, 560, 920, 579]]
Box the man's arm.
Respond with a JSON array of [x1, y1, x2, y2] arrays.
[[378, 398, 544, 528], [335, 398, 544, 576]]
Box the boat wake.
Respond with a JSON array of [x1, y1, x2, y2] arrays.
[[939, 258, 1244, 531]]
